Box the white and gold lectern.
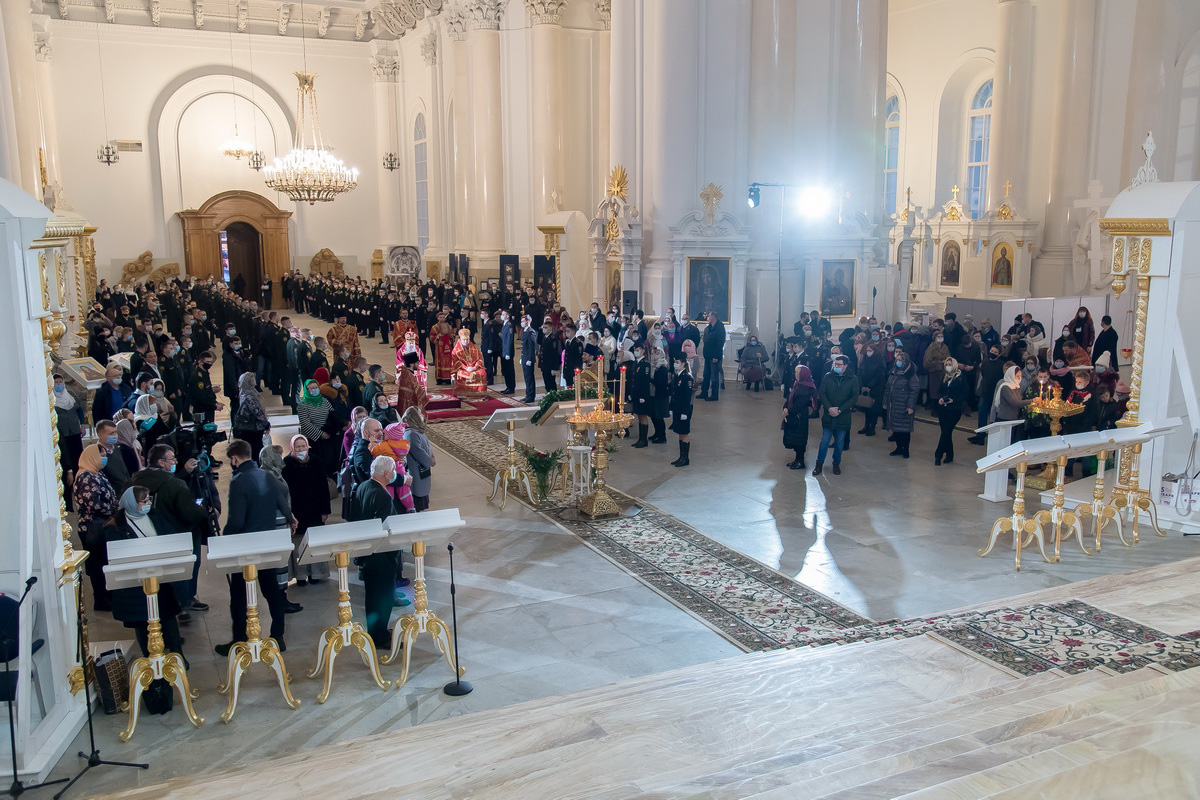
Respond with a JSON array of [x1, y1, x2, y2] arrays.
[[207, 530, 300, 722], [103, 533, 203, 741]]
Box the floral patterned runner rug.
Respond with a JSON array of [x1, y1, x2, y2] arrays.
[[426, 421, 1200, 673]]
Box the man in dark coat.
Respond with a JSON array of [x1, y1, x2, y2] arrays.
[[538, 322, 563, 394], [813, 355, 859, 476], [499, 311, 516, 395], [215, 438, 292, 655], [91, 364, 133, 426], [480, 310, 498, 386], [346, 453, 405, 649], [698, 312, 726, 401], [1091, 315, 1119, 369], [520, 315, 538, 403]]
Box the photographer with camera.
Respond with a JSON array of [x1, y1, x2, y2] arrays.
[[127, 443, 216, 622]]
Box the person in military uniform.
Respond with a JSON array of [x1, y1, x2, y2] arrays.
[[627, 342, 654, 448], [306, 336, 330, 382], [187, 350, 223, 423], [285, 327, 312, 412]]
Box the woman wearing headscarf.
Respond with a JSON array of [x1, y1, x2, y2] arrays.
[[884, 350, 920, 458], [298, 378, 338, 477], [934, 356, 967, 466], [150, 378, 177, 431], [1023, 322, 1048, 363], [855, 342, 887, 436], [75, 444, 118, 611], [231, 371, 271, 462], [342, 406, 368, 462], [1069, 306, 1096, 349], [134, 393, 168, 453], [370, 390, 401, 426], [681, 338, 702, 378], [104, 486, 187, 661], [781, 364, 817, 469], [1052, 324, 1073, 366], [54, 373, 85, 511], [401, 407, 435, 511], [990, 363, 1036, 434], [114, 416, 144, 471], [316, 365, 351, 426], [283, 435, 332, 584]]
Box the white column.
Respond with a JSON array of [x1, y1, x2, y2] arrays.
[[527, 1, 566, 220], [371, 51, 404, 247], [1, 0, 44, 195], [446, 9, 473, 254], [596, 0, 611, 193], [608, 0, 637, 185], [33, 26, 61, 204], [424, 29, 447, 256], [465, 0, 506, 262], [830, 0, 887, 224], [988, 0, 1033, 213], [1038, 0, 1097, 293]]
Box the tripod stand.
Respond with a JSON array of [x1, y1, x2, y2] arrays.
[[3, 577, 66, 798], [53, 567, 147, 799]]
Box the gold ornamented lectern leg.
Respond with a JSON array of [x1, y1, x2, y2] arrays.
[[1034, 455, 1089, 562], [1075, 449, 1128, 552], [217, 565, 301, 723], [382, 540, 464, 689], [488, 419, 535, 510], [979, 462, 1051, 571], [306, 551, 390, 703], [119, 578, 203, 742]]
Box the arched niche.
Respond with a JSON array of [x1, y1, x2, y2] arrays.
[[178, 191, 292, 285], [153, 73, 294, 256]]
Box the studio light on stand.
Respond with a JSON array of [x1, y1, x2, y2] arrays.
[[795, 186, 833, 220], [747, 184, 760, 209]]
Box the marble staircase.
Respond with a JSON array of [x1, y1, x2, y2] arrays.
[[98, 627, 1200, 799]]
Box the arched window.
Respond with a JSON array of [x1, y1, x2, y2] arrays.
[[884, 95, 900, 216], [965, 79, 992, 219], [414, 113, 429, 253]]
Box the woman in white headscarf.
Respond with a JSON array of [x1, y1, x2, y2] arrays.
[[134, 393, 168, 452], [990, 365, 1035, 432]]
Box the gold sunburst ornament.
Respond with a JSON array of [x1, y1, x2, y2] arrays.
[[607, 165, 629, 200]]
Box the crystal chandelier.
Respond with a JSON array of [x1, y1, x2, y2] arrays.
[[248, 151, 265, 171], [383, 152, 400, 171], [223, 124, 255, 159], [97, 143, 119, 166], [264, 72, 358, 204]]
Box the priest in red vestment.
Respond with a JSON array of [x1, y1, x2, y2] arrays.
[[451, 327, 487, 393], [395, 351, 429, 423], [430, 311, 455, 385]]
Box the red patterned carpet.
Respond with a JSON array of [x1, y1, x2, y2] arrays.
[[386, 388, 530, 423]]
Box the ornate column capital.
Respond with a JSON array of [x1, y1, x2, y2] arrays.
[[33, 32, 52, 61], [595, 0, 610, 30], [525, 0, 567, 26], [421, 31, 438, 65], [371, 55, 399, 82], [463, 0, 503, 31], [446, 6, 468, 40]]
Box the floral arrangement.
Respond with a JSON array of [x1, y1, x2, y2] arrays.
[[529, 385, 598, 425], [520, 444, 566, 501]]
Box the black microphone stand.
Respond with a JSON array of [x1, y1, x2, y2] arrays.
[[442, 543, 472, 697], [4, 578, 67, 798], [53, 567, 147, 799]]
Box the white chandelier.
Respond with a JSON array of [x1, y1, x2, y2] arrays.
[[264, 72, 358, 204]]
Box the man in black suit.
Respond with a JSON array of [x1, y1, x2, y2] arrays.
[[520, 314, 538, 403], [698, 311, 726, 401], [215, 438, 293, 657], [499, 310, 516, 394], [480, 309, 498, 386]]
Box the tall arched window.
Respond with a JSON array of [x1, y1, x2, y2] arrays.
[[966, 79, 992, 219], [414, 113, 429, 254], [884, 95, 900, 216]]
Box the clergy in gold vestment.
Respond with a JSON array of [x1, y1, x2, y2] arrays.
[[430, 312, 455, 385], [451, 328, 487, 393], [397, 330, 427, 388], [326, 314, 362, 362], [396, 351, 429, 418]]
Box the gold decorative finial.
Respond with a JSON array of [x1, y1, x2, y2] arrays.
[[607, 165, 629, 201], [1003, 179, 1013, 198], [951, 184, 960, 202], [700, 182, 723, 225]]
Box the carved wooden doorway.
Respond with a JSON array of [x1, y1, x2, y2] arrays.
[[178, 191, 292, 299], [223, 222, 262, 303]]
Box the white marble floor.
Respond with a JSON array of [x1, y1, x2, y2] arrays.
[[49, 310, 1200, 796]]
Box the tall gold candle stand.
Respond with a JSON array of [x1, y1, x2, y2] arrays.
[[119, 577, 203, 742], [381, 540, 464, 688], [1025, 385, 1085, 491], [1074, 448, 1127, 551], [307, 551, 390, 703], [217, 564, 301, 722], [565, 369, 634, 518], [979, 462, 1051, 571], [1034, 455, 1088, 562], [487, 418, 536, 510]]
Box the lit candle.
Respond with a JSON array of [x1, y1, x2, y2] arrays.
[[575, 369, 581, 409], [619, 366, 626, 414], [597, 356, 604, 405]]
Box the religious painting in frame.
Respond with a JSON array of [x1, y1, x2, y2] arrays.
[[60, 356, 108, 388], [607, 261, 622, 312], [532, 255, 555, 295], [447, 253, 459, 284], [819, 259, 856, 318], [991, 242, 1014, 288], [686, 256, 731, 324], [386, 245, 421, 282], [458, 254, 470, 285], [499, 254, 519, 295], [940, 240, 961, 286]]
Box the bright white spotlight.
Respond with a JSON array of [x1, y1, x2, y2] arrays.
[[796, 186, 833, 219]]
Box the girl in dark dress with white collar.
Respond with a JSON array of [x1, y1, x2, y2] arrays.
[[669, 355, 695, 467]]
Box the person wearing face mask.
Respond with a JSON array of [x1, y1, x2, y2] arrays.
[[933, 357, 967, 465], [499, 311, 516, 395], [1091, 314, 1119, 370], [922, 331, 951, 412], [884, 351, 920, 458], [627, 342, 655, 448], [90, 364, 131, 427], [668, 355, 696, 467], [1063, 370, 1100, 477], [53, 374, 85, 508], [370, 389, 401, 426], [739, 335, 770, 391], [222, 336, 250, 419], [967, 346, 1009, 444], [1091, 351, 1118, 396], [1070, 307, 1096, 349], [75, 444, 118, 611], [284, 435, 332, 585], [134, 393, 169, 452], [1052, 325, 1073, 366], [104, 486, 188, 661], [186, 350, 223, 423], [298, 378, 338, 477], [782, 364, 817, 468], [232, 372, 272, 461], [855, 342, 887, 436], [954, 331, 983, 414], [160, 339, 188, 420], [520, 315, 539, 403], [813, 355, 858, 476]]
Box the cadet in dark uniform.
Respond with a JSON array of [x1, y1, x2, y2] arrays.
[[649, 348, 671, 444], [627, 342, 653, 448], [187, 350, 221, 423], [669, 355, 695, 467]]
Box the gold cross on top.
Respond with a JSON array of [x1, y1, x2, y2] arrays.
[[951, 185, 960, 202], [1003, 179, 1013, 198], [700, 182, 723, 225]]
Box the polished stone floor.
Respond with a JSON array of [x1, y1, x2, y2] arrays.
[[49, 310, 1199, 795]]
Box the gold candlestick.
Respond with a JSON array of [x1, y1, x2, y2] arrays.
[[619, 366, 626, 414]]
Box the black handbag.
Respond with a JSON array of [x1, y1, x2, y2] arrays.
[[417, 464, 432, 480]]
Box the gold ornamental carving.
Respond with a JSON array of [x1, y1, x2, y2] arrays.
[[120, 250, 156, 284], [147, 263, 180, 284], [700, 182, 723, 225], [370, 248, 384, 282], [605, 165, 630, 245], [310, 247, 345, 277], [1139, 237, 1152, 273], [997, 204, 1013, 221], [1098, 218, 1170, 236], [945, 206, 962, 221], [1016, 240, 1025, 247]]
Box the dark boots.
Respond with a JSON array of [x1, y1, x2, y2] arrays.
[[787, 449, 806, 470], [650, 418, 667, 443], [632, 423, 649, 448], [672, 441, 690, 467]]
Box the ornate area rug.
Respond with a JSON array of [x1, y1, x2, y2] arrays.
[[426, 421, 873, 651], [387, 389, 528, 423], [426, 420, 1200, 673]]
